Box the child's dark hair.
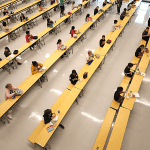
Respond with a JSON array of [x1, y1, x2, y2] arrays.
[[32, 61, 38, 67], [44, 109, 52, 115], [72, 70, 77, 74], [114, 20, 118, 24], [57, 39, 61, 44], [117, 87, 123, 92], [85, 14, 90, 21], [70, 26, 75, 34], [26, 31, 30, 34], [128, 63, 133, 67]]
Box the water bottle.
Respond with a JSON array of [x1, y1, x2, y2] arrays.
[[12, 96, 15, 99], [136, 68, 139, 74], [130, 91, 132, 97]]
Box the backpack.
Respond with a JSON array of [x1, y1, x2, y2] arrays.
[[13, 50, 18, 54], [83, 72, 88, 79], [120, 15, 124, 20], [99, 9, 104, 12], [25, 17, 29, 21], [48, 21, 54, 28]]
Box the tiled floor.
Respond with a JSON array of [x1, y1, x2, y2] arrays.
[[0, 0, 150, 150]]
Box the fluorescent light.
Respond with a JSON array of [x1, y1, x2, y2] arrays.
[[135, 98, 150, 107], [53, 69, 58, 73], [29, 112, 42, 121], [81, 112, 103, 123], [50, 89, 62, 95], [142, 77, 150, 83], [139, 3, 148, 11], [135, 3, 148, 24], [16, 56, 22, 60], [45, 53, 50, 58]]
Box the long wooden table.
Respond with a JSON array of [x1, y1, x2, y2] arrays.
[[0, 0, 22, 11], [0, 0, 92, 121], [0, 2, 60, 40], [0, 0, 91, 72], [92, 108, 116, 150], [0, 0, 40, 24], [92, 1, 142, 149], [27, 1, 117, 149], [28, 1, 141, 149], [106, 107, 130, 150], [110, 40, 146, 110], [122, 53, 150, 110]]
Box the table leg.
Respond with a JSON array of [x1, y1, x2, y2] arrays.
[[38, 79, 42, 88], [4, 115, 10, 124], [76, 98, 78, 105]]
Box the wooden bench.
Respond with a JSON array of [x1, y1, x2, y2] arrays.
[[0, 0, 98, 121], [28, 88, 70, 144], [0, 0, 41, 24], [0, 0, 22, 11], [73, 31, 119, 91], [34, 87, 81, 148], [0, 2, 60, 40], [69, 0, 141, 108], [109, 1, 141, 39], [110, 39, 146, 110], [0, 0, 91, 71], [72, 0, 141, 110], [27, 1, 117, 147], [92, 108, 116, 150], [0, 0, 102, 123], [92, 1, 142, 149], [122, 74, 143, 110], [74, 55, 105, 91], [121, 32, 150, 110], [27, 1, 141, 148], [73, 0, 141, 92], [122, 53, 150, 110], [0, 71, 47, 119], [106, 107, 130, 150]]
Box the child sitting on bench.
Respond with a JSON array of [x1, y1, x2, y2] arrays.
[[43, 109, 64, 129]]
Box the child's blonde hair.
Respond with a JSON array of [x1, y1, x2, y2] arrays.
[[88, 50, 92, 54]]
